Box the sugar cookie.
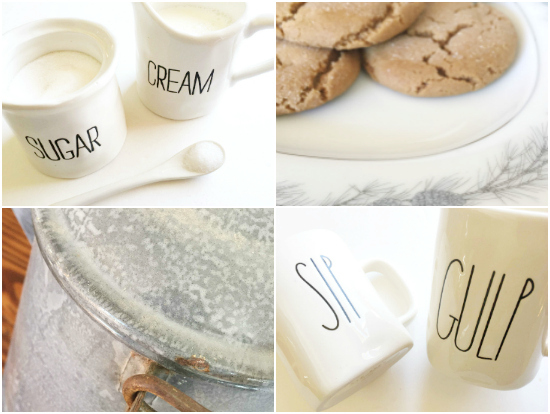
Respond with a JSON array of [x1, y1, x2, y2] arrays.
[[276, 2, 426, 50], [276, 39, 361, 115], [364, 3, 518, 97]]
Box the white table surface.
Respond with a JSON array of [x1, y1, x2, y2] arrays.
[[275, 208, 548, 412], [2, 1, 275, 207]]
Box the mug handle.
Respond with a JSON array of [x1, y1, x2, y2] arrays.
[[361, 259, 416, 325], [231, 14, 273, 83]]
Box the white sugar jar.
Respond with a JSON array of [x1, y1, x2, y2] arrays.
[[2, 19, 127, 178]]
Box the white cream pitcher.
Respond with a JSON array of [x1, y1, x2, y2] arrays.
[[133, 2, 273, 120]]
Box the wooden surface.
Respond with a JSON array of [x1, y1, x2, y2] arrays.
[[2, 208, 31, 370]]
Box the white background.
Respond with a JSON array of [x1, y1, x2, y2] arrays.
[[2, 1, 274, 206], [275, 207, 548, 412]]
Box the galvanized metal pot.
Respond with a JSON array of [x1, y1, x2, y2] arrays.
[[3, 208, 274, 411]]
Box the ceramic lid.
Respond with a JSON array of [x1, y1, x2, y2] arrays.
[[33, 208, 274, 387]]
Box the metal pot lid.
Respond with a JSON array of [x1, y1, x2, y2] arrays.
[[33, 208, 274, 387]]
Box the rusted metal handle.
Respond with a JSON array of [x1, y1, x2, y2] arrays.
[[123, 374, 210, 412], [128, 391, 154, 412]]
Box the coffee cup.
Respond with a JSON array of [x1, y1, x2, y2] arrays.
[[427, 208, 548, 390], [277, 229, 416, 411], [132, 2, 273, 120]]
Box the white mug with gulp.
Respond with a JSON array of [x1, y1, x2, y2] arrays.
[[427, 208, 548, 390], [2, 19, 127, 179], [277, 229, 416, 411], [133, 2, 273, 120]]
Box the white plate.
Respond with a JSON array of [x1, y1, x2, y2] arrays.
[[277, 2, 548, 206]]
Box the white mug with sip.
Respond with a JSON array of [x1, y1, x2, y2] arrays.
[[133, 2, 273, 120], [427, 208, 548, 390], [277, 229, 416, 411]]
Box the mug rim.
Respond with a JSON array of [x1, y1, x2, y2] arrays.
[[140, 2, 248, 44], [2, 18, 118, 111], [482, 207, 548, 218]]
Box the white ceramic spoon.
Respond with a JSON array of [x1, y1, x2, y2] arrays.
[[52, 141, 225, 206]]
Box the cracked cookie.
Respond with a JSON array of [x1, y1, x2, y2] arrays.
[[276, 2, 426, 50], [276, 39, 361, 115], [363, 2, 518, 97]]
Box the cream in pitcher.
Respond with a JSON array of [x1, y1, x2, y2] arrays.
[[146, 5, 233, 96], [133, 2, 273, 120], [157, 5, 234, 35]]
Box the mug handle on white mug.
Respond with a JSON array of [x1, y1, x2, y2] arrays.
[[231, 14, 273, 83], [361, 259, 416, 325]]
